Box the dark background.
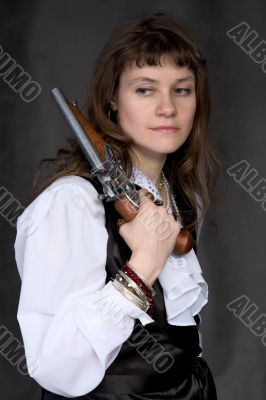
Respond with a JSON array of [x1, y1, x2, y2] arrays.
[[1, 0, 266, 399]]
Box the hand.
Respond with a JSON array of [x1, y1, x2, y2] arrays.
[[118, 188, 181, 285]]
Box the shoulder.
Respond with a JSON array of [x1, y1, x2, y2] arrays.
[[17, 175, 105, 232], [48, 175, 100, 196]]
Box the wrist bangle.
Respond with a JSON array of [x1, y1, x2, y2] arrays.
[[111, 273, 151, 313], [120, 265, 154, 317], [119, 270, 148, 303], [126, 261, 157, 296], [121, 264, 155, 298], [112, 279, 148, 312], [112, 279, 153, 314], [119, 271, 154, 317]]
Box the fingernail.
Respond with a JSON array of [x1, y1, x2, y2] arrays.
[[154, 199, 163, 206]]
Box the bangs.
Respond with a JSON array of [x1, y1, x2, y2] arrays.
[[120, 30, 199, 71]]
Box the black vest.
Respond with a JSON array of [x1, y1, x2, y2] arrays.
[[41, 177, 217, 399]]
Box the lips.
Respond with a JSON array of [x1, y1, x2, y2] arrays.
[[150, 126, 178, 133]]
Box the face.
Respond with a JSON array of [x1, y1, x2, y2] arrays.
[[111, 57, 196, 164]]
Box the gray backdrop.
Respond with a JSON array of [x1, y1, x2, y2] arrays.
[[1, 0, 265, 399]]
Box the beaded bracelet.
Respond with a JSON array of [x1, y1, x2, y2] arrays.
[[121, 264, 153, 298], [118, 270, 154, 317], [119, 270, 148, 303], [121, 264, 154, 316], [125, 261, 157, 296]]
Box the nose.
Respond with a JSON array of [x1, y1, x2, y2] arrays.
[[155, 93, 177, 117]]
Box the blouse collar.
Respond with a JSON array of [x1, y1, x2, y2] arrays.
[[129, 166, 173, 213]]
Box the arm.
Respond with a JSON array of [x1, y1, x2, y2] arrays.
[[14, 176, 153, 397]]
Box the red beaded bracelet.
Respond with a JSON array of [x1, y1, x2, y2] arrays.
[[121, 264, 154, 317]]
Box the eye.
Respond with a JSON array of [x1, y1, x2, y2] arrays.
[[175, 88, 191, 95], [136, 88, 153, 95]]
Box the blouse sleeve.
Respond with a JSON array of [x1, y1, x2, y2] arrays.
[[158, 249, 208, 326], [14, 176, 153, 398]]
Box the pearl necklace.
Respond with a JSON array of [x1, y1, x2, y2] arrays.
[[156, 171, 181, 223]]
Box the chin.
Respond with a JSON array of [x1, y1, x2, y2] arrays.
[[145, 148, 178, 157], [156, 144, 183, 153]]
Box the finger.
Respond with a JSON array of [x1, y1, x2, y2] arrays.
[[139, 189, 154, 202], [154, 199, 163, 206], [117, 218, 126, 232]]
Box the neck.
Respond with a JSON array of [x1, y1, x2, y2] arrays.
[[129, 146, 167, 186]]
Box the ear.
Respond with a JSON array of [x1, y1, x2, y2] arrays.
[[110, 96, 118, 111]]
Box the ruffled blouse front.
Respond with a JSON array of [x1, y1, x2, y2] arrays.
[[130, 166, 208, 326]]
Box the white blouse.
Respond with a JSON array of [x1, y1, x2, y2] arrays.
[[14, 170, 208, 397]]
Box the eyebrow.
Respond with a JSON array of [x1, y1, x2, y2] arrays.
[[128, 75, 195, 85]]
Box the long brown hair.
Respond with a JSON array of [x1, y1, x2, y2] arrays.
[[28, 12, 220, 231]]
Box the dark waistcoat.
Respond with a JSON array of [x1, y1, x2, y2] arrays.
[[41, 177, 217, 399]]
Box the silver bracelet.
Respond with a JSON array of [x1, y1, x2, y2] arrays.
[[112, 279, 149, 312], [119, 270, 148, 302], [113, 272, 149, 307], [111, 274, 150, 312]]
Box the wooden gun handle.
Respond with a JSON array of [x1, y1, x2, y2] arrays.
[[114, 192, 195, 255]]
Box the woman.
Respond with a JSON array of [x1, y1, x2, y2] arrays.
[[15, 11, 219, 399]]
